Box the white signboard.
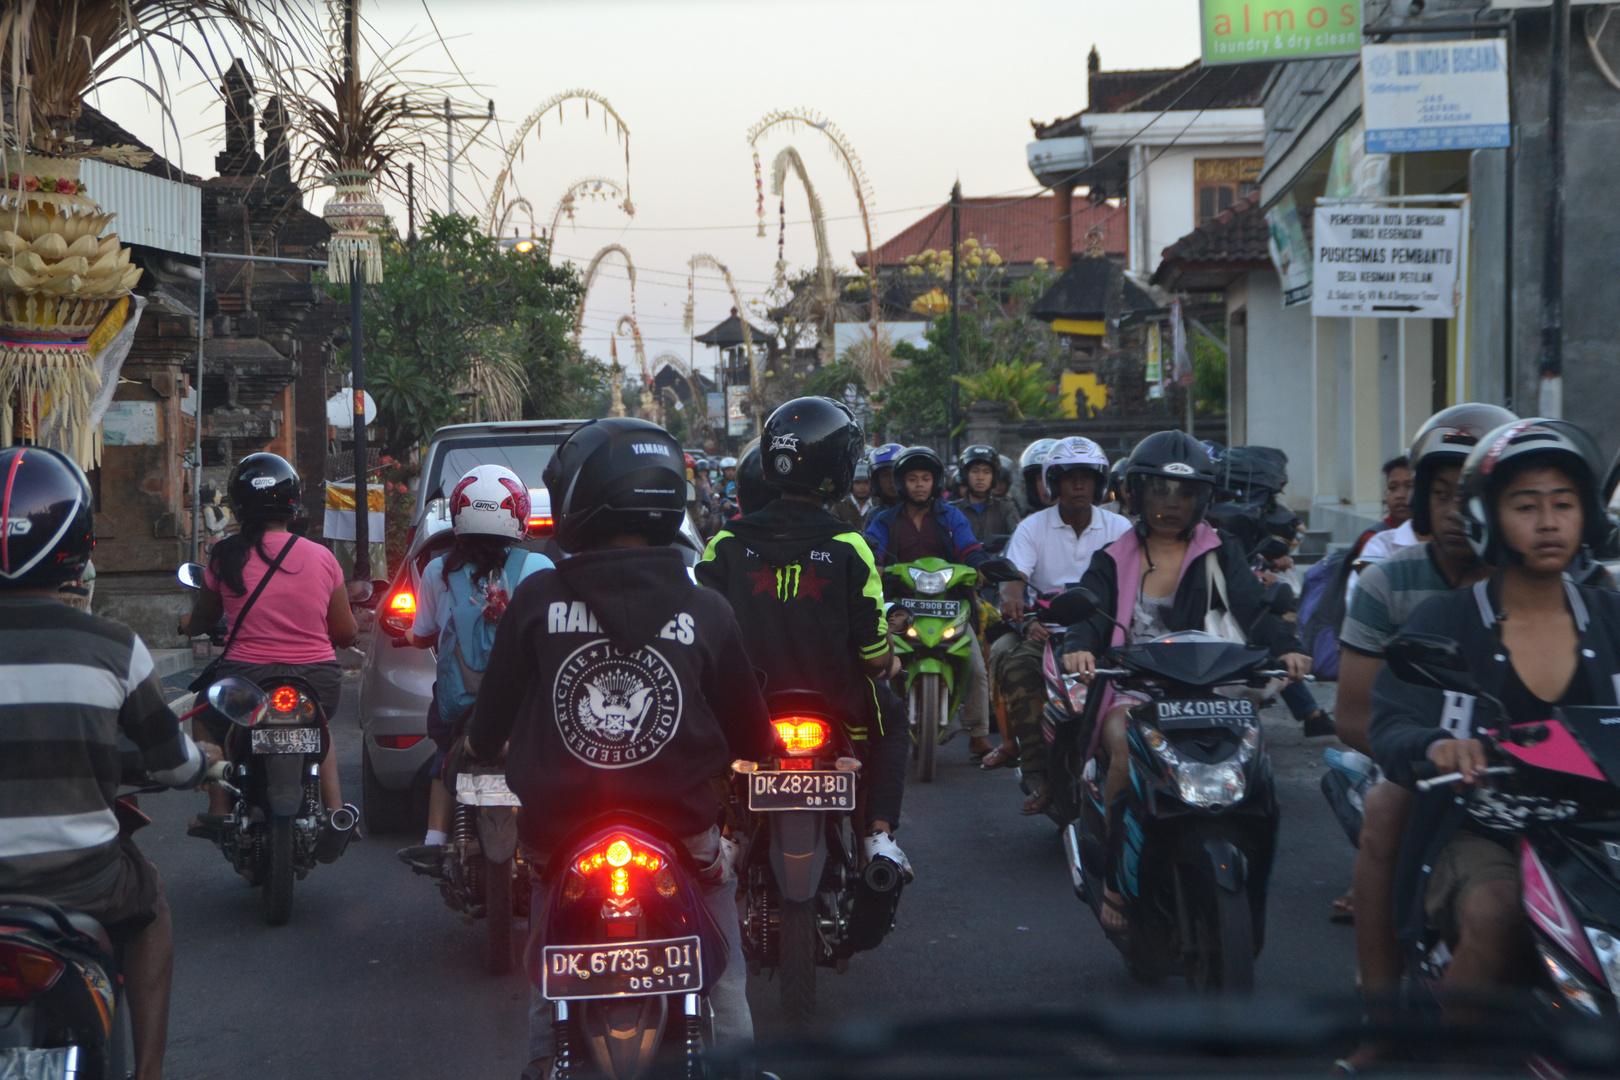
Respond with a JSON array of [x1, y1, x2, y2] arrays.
[[101, 401, 160, 446], [1312, 205, 1462, 319], [726, 385, 750, 437], [1362, 41, 1510, 153], [1266, 193, 1313, 307]]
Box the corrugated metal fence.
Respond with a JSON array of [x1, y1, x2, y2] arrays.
[[80, 160, 201, 257]]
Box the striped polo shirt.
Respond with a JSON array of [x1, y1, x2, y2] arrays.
[[0, 596, 202, 903], [1340, 543, 1455, 658]]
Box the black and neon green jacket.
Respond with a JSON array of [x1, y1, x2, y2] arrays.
[[697, 499, 888, 739]]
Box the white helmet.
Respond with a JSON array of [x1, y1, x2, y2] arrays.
[[448, 464, 530, 539], [1043, 436, 1110, 501], [719, 456, 739, 469]]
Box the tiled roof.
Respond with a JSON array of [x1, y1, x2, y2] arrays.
[[1157, 195, 1269, 268], [75, 105, 204, 186], [860, 196, 1127, 267], [694, 311, 771, 348], [1033, 60, 1275, 139], [1028, 257, 1159, 323]]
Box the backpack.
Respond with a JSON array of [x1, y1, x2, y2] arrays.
[[436, 547, 534, 726]]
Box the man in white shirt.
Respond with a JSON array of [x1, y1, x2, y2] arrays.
[[982, 438, 1130, 811], [1345, 519, 1421, 605]]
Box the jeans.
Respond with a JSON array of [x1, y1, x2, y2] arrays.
[[1279, 678, 1322, 721], [523, 826, 752, 1072]]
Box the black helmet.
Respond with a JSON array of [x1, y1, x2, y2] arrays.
[[735, 439, 778, 516], [998, 455, 1014, 484], [543, 417, 686, 553], [0, 446, 94, 589], [959, 444, 1000, 478], [1408, 403, 1517, 536], [893, 445, 945, 501], [1460, 418, 1609, 565], [762, 396, 863, 501], [228, 452, 302, 522], [1124, 430, 1216, 533]]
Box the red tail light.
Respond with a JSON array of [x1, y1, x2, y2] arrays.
[[0, 939, 66, 1001], [575, 835, 663, 877], [375, 735, 424, 750], [270, 686, 301, 713], [380, 587, 415, 636], [773, 717, 830, 756], [527, 515, 555, 537]]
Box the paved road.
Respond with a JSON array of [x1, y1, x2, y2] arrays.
[[140, 677, 1356, 1079]]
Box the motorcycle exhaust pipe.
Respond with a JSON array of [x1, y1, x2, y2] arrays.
[[313, 803, 359, 864], [863, 856, 903, 893]]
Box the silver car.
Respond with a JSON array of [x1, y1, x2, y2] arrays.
[[356, 419, 706, 833]]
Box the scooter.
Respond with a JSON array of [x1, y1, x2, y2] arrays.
[[732, 692, 903, 1023], [1047, 588, 1284, 992], [532, 816, 727, 1080], [1385, 634, 1620, 1020], [884, 556, 1020, 782]]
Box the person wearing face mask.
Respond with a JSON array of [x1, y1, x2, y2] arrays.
[[1060, 431, 1310, 932], [1369, 418, 1620, 1026]]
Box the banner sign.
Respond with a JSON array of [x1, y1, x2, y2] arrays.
[[1311, 205, 1462, 319], [725, 386, 749, 437], [1362, 41, 1510, 153], [1266, 193, 1314, 307], [323, 482, 386, 542], [1201, 0, 1361, 64]]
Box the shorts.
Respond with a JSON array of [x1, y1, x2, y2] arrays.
[[200, 660, 343, 743], [74, 837, 164, 948], [1424, 829, 1519, 946]]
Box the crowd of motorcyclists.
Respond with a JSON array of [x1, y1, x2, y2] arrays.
[[5, 390, 1620, 1078]]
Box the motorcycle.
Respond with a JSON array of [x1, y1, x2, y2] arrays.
[[884, 556, 1019, 781], [0, 682, 247, 1079], [531, 817, 727, 1080], [406, 765, 528, 975], [731, 692, 903, 1023], [1044, 588, 1284, 992], [1385, 634, 1620, 1019]]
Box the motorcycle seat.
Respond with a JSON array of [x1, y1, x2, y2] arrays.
[[0, 895, 114, 956]]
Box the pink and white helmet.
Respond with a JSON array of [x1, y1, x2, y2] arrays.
[[448, 464, 530, 539], [1043, 436, 1110, 500]]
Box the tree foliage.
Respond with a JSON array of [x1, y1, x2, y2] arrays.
[[325, 212, 599, 457]]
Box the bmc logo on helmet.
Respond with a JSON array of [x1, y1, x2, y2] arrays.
[[470, 499, 501, 512], [250, 476, 278, 489], [1162, 462, 1196, 475], [4, 518, 31, 536]]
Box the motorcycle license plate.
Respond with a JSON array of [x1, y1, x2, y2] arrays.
[[1153, 698, 1257, 730], [898, 597, 961, 619], [456, 772, 520, 806], [747, 770, 856, 811], [250, 727, 321, 754], [542, 936, 702, 1000], [0, 1048, 74, 1079]]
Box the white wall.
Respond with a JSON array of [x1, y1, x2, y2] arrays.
[[1125, 142, 1265, 275], [1234, 270, 1317, 511]]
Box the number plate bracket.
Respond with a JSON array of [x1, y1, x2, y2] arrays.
[[541, 935, 703, 1000]]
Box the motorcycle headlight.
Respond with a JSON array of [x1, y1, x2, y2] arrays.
[[1586, 928, 1620, 998], [1062, 674, 1088, 713], [1174, 762, 1246, 808], [1542, 947, 1604, 1016], [909, 567, 952, 596]]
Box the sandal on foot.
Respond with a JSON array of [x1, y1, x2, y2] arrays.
[[1100, 889, 1130, 934], [980, 744, 1018, 770], [1330, 890, 1355, 925], [1020, 790, 1050, 816], [968, 737, 994, 760]]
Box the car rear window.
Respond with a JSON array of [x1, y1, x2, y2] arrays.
[[418, 434, 566, 515]]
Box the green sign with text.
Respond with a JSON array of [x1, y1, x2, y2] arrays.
[[1201, 0, 1362, 65]]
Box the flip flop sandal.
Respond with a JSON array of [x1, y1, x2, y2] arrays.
[[980, 744, 1018, 771], [1330, 892, 1355, 925], [1099, 890, 1131, 935], [1020, 791, 1051, 816]]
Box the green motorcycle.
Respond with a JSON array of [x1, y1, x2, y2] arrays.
[[884, 556, 1018, 782]]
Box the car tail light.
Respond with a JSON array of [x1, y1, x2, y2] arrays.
[[773, 717, 830, 756], [0, 939, 66, 1001], [381, 588, 415, 636], [528, 515, 555, 537], [375, 735, 424, 750]]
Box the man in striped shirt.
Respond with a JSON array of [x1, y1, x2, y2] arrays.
[[1, 445, 210, 1080]]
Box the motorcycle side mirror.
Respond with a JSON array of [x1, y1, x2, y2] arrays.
[[177, 562, 207, 589], [1045, 586, 1102, 625], [1384, 634, 1483, 696], [975, 557, 1023, 585], [206, 677, 268, 728], [345, 579, 376, 605]]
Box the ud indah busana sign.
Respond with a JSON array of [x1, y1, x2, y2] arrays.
[[1201, 0, 1362, 64]]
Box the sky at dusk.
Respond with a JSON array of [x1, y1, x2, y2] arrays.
[[97, 0, 1202, 384]]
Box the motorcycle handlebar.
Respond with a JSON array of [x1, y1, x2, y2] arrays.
[[1415, 764, 1515, 793]]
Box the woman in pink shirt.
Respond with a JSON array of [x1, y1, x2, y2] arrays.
[[178, 453, 358, 816]]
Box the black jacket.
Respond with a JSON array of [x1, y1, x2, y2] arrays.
[[951, 495, 1022, 544], [1061, 532, 1304, 659], [696, 500, 889, 737], [468, 546, 773, 852], [1369, 578, 1620, 948]]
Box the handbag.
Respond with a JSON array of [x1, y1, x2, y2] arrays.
[[188, 534, 299, 692], [1202, 551, 1247, 644]]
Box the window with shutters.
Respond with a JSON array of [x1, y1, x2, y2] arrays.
[[1193, 158, 1262, 226]]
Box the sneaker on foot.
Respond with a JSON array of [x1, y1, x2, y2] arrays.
[[862, 830, 914, 883]]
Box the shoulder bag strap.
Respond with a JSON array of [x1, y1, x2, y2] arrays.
[[218, 534, 299, 662], [1204, 551, 1227, 615]]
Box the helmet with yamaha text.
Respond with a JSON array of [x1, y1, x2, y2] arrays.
[[762, 396, 864, 501], [1459, 418, 1609, 565], [1043, 436, 1110, 502], [228, 452, 301, 522], [1408, 403, 1518, 536], [0, 445, 95, 590], [449, 464, 530, 539], [543, 417, 686, 552]]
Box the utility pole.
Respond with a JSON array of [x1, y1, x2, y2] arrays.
[[345, 0, 370, 581], [1538, 0, 1569, 417], [405, 162, 416, 246], [948, 180, 962, 458]]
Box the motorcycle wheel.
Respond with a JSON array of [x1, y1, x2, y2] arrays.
[[778, 899, 818, 1024], [262, 816, 295, 926], [485, 855, 515, 976], [1186, 873, 1254, 993], [912, 674, 942, 783]]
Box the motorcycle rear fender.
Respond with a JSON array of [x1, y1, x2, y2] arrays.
[[477, 806, 520, 864], [769, 811, 827, 903], [262, 754, 306, 816], [1203, 839, 1247, 893]]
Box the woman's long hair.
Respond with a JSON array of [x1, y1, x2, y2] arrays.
[[442, 534, 515, 588], [208, 515, 293, 596]]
